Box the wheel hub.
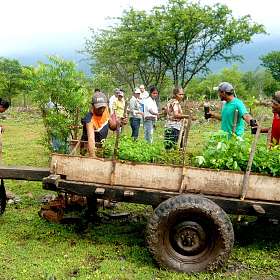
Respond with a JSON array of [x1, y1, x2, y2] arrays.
[[172, 221, 207, 255]]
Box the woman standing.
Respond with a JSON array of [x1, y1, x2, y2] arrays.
[[164, 87, 188, 149], [143, 86, 159, 143]]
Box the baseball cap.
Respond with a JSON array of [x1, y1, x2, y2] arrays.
[[117, 91, 124, 97], [214, 82, 234, 94], [134, 88, 141, 94], [272, 91, 280, 104], [114, 88, 121, 94], [92, 92, 108, 108]]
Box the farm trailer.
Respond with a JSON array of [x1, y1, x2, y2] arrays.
[[42, 153, 280, 273], [0, 154, 279, 273]]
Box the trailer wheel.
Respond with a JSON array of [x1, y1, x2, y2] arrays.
[[146, 194, 234, 273], [0, 179, 6, 215]]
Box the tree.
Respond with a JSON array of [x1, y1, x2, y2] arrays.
[[146, 0, 265, 88], [242, 69, 280, 98], [0, 57, 25, 104], [187, 65, 245, 100], [260, 51, 280, 82], [85, 0, 265, 90], [28, 56, 90, 152], [85, 9, 168, 92]]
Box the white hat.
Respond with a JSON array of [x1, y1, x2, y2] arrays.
[[134, 88, 141, 94]]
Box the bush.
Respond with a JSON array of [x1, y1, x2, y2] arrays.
[[193, 131, 280, 176], [102, 135, 187, 165]]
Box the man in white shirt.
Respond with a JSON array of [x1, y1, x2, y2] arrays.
[[143, 86, 159, 143]]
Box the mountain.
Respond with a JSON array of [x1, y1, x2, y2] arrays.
[[4, 35, 280, 75], [209, 35, 280, 72]]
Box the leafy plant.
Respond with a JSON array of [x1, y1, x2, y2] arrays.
[[27, 56, 90, 153], [193, 131, 280, 176], [102, 135, 187, 165]]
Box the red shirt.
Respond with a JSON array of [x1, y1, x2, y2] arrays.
[[271, 113, 280, 145]]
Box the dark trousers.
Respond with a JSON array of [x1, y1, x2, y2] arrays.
[[164, 127, 180, 150], [130, 117, 141, 140]]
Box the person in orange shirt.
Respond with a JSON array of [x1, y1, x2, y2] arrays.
[[81, 91, 117, 157]]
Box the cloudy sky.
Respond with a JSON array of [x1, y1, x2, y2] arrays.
[[0, 0, 279, 59]]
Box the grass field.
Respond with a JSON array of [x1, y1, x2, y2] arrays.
[[0, 108, 279, 280]]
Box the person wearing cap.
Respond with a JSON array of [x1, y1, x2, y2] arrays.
[[112, 90, 125, 119], [129, 88, 143, 140], [81, 91, 118, 157], [207, 82, 256, 136], [143, 86, 159, 143], [109, 88, 120, 114], [260, 91, 280, 146]]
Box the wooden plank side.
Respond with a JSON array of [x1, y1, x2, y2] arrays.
[[183, 168, 280, 202], [247, 174, 280, 201], [50, 154, 280, 202], [183, 168, 242, 197], [114, 161, 181, 191], [51, 154, 181, 191], [51, 154, 112, 185]]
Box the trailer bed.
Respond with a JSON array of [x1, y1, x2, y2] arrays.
[[50, 154, 280, 203]]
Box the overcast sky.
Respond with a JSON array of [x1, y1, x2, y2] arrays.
[[0, 0, 279, 57]]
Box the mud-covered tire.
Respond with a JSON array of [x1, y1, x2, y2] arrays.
[[146, 194, 234, 273], [0, 179, 6, 215]]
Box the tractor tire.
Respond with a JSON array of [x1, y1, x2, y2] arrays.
[[146, 194, 234, 273], [0, 179, 6, 215]]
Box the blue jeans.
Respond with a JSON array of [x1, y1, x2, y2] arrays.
[[51, 136, 69, 153], [130, 118, 141, 140], [144, 119, 155, 143]]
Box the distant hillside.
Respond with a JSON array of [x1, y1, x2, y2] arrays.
[[209, 35, 280, 72], [5, 49, 92, 75], [4, 35, 280, 75]]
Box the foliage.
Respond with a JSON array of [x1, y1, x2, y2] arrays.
[[187, 65, 246, 100], [102, 135, 186, 165], [186, 66, 279, 102], [193, 131, 280, 176], [91, 71, 118, 95], [260, 51, 280, 81], [85, 9, 168, 92], [1, 112, 280, 280], [28, 55, 90, 152], [242, 69, 280, 99], [0, 57, 26, 104], [85, 0, 265, 90]]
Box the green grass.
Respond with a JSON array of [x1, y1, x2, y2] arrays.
[[0, 108, 279, 280]]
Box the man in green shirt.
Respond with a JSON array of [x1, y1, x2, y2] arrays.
[[207, 82, 256, 136]]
